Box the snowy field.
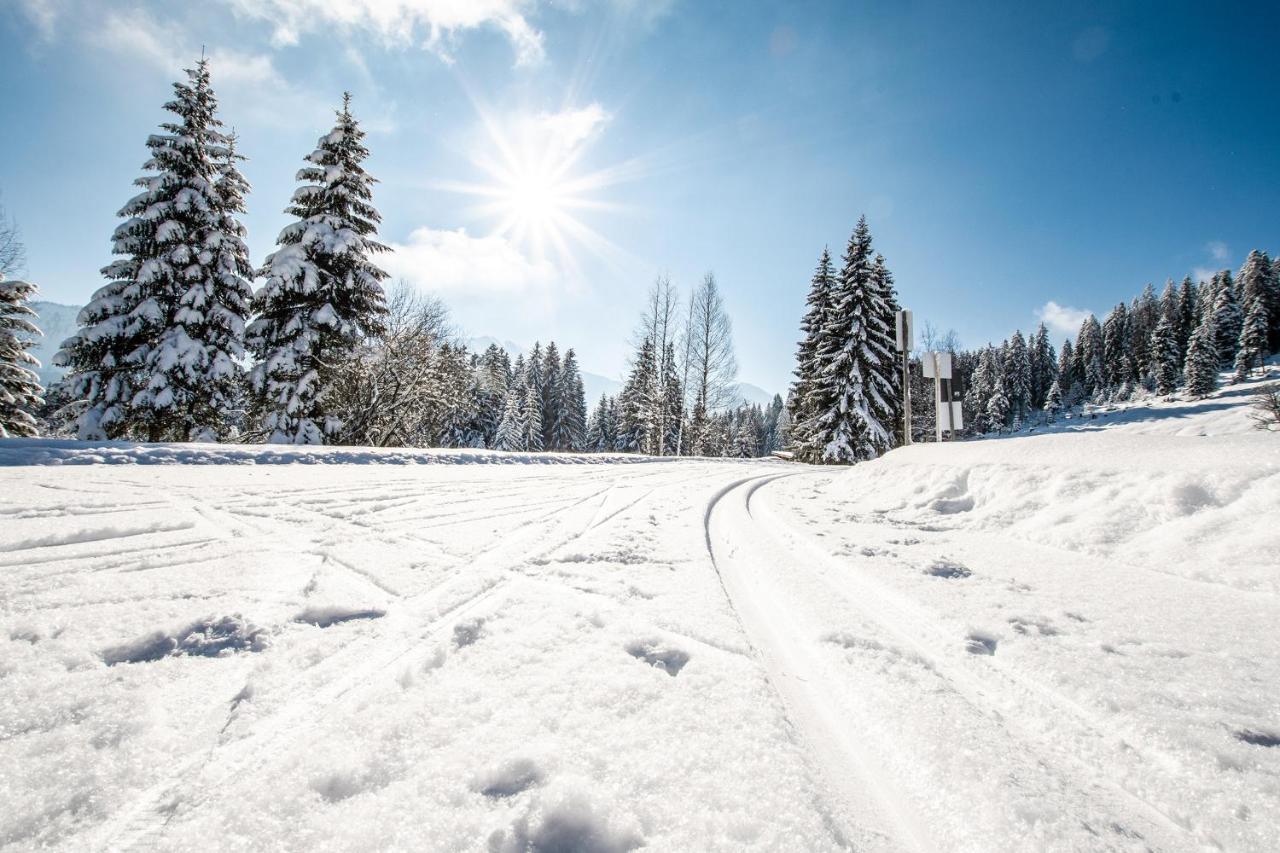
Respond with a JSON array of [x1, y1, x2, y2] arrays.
[[2, 377, 1278, 852]]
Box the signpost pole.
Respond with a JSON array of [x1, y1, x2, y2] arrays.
[[932, 353, 942, 443], [897, 310, 912, 446]]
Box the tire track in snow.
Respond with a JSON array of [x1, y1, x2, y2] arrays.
[[704, 471, 936, 853], [749, 478, 1201, 851]]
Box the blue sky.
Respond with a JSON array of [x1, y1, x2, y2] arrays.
[[2, 0, 1278, 393]]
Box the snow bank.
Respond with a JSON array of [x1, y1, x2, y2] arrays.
[[0, 438, 661, 466], [837, 432, 1280, 591]]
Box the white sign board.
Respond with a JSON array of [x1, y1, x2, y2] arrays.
[[938, 401, 963, 432], [895, 310, 913, 352], [921, 351, 952, 379]]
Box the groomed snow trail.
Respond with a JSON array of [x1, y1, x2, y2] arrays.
[[705, 473, 937, 853]]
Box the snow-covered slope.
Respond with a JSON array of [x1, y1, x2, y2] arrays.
[[0, 370, 1274, 852]]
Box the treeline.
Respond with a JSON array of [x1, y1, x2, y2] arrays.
[[951, 251, 1279, 435]]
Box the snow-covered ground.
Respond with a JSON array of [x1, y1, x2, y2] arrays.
[[1, 375, 1277, 852]]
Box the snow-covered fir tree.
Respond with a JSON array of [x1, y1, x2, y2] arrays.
[[1209, 271, 1241, 366], [869, 252, 901, 443], [1237, 249, 1277, 355], [0, 278, 44, 437], [1057, 339, 1078, 403], [521, 365, 543, 452], [1005, 330, 1031, 423], [660, 341, 683, 455], [59, 60, 251, 441], [787, 248, 835, 457], [1129, 283, 1159, 379], [1028, 323, 1055, 409], [494, 387, 523, 451], [1234, 295, 1268, 382], [1184, 315, 1219, 398], [540, 342, 562, 450], [248, 93, 389, 444], [1176, 277, 1198, 359], [618, 336, 657, 453], [1102, 303, 1132, 391], [1042, 378, 1062, 422], [475, 344, 511, 447], [1074, 315, 1104, 399], [808, 217, 894, 463], [984, 374, 1010, 433], [558, 348, 588, 452], [1149, 315, 1181, 395]]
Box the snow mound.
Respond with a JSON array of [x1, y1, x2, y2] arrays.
[[840, 431, 1280, 591]]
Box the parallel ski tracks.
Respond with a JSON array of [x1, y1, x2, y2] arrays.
[[89, 466, 700, 851]]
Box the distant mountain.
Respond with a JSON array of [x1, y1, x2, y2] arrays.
[[26, 301, 79, 387], [734, 382, 778, 408]]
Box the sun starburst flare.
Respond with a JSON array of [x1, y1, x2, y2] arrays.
[[437, 102, 640, 278]]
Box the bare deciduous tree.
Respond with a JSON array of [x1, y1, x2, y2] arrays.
[[0, 199, 26, 279], [684, 272, 737, 453], [1250, 384, 1280, 431], [329, 283, 455, 446], [635, 274, 680, 454]]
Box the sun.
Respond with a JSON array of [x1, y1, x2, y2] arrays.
[[438, 103, 635, 276]]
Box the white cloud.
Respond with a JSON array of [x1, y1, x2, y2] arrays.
[[1206, 240, 1229, 262], [1036, 300, 1092, 337], [90, 11, 286, 90], [221, 0, 545, 66], [383, 227, 558, 296], [537, 103, 611, 150], [1192, 267, 1218, 285], [17, 0, 63, 40]]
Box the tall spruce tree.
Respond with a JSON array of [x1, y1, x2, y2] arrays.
[[1006, 330, 1031, 423], [1057, 339, 1078, 403], [870, 253, 901, 444], [248, 93, 389, 444], [494, 387, 523, 451], [541, 341, 562, 449], [660, 341, 683, 455], [787, 247, 835, 459], [1102, 303, 1132, 390], [618, 337, 658, 453], [1234, 296, 1268, 382], [1176, 277, 1198, 360], [1237, 250, 1277, 356], [1209, 271, 1242, 365], [811, 217, 893, 462], [1028, 323, 1055, 409], [0, 279, 44, 437], [1149, 315, 1180, 394], [1184, 316, 1219, 397], [559, 348, 588, 452], [521, 363, 543, 452], [59, 60, 251, 441]]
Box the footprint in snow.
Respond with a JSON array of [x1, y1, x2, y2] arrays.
[[102, 615, 270, 665], [625, 639, 690, 676], [964, 631, 998, 656], [453, 617, 486, 649], [473, 757, 546, 799], [922, 559, 971, 579], [1235, 729, 1280, 748]]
